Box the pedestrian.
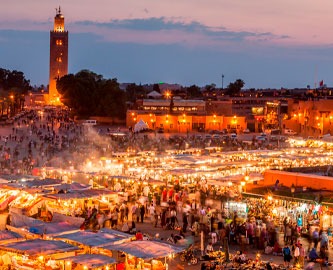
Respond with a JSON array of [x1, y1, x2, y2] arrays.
[[282, 244, 292, 268], [135, 204, 140, 223], [154, 210, 159, 227], [161, 209, 166, 228], [148, 203, 155, 223], [140, 204, 145, 223], [131, 203, 137, 222], [312, 228, 319, 250], [182, 212, 188, 233], [293, 243, 300, 265], [211, 229, 217, 245], [299, 243, 305, 267]]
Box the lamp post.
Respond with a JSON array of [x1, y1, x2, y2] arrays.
[[222, 74, 225, 90]]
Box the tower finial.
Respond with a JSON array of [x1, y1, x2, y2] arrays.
[[58, 6, 61, 15]]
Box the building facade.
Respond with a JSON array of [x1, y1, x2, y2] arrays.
[[126, 98, 246, 133], [282, 99, 333, 137], [47, 7, 68, 105]]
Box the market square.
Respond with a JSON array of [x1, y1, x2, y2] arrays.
[[0, 107, 332, 270]]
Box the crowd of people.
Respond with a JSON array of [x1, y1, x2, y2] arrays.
[[0, 107, 331, 269]]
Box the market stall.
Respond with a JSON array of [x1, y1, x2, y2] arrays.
[[54, 229, 132, 255], [43, 189, 118, 216], [0, 229, 24, 244], [102, 240, 185, 270], [7, 213, 80, 238], [0, 239, 80, 269], [60, 254, 116, 270]]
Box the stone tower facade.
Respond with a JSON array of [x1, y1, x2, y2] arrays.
[[48, 6, 68, 105]]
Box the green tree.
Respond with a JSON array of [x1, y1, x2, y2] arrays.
[[57, 70, 126, 119], [185, 85, 202, 98], [225, 79, 245, 96], [0, 68, 31, 93], [125, 83, 146, 103], [153, 83, 160, 93]]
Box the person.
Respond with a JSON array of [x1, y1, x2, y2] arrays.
[[266, 259, 273, 270], [309, 247, 319, 262], [111, 209, 118, 228], [293, 243, 300, 265], [305, 262, 315, 270], [233, 250, 248, 264], [298, 243, 305, 267], [282, 244, 291, 268], [121, 222, 129, 233], [312, 228, 319, 250], [170, 208, 177, 228], [168, 233, 182, 244], [131, 203, 137, 222], [135, 230, 143, 241], [162, 188, 167, 202], [135, 204, 140, 223], [161, 209, 166, 228], [205, 242, 214, 254], [154, 210, 159, 227], [139, 204, 145, 223], [273, 241, 282, 255], [319, 235, 328, 265], [148, 203, 155, 222], [129, 221, 136, 234], [182, 212, 188, 233]]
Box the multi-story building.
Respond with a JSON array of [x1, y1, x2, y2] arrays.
[[206, 95, 290, 133], [47, 6, 68, 105], [283, 99, 333, 137], [126, 98, 246, 133]]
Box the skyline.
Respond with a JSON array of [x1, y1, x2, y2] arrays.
[[1, 1, 333, 89]]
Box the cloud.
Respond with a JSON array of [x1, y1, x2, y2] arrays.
[[69, 17, 290, 48], [0, 15, 291, 48]]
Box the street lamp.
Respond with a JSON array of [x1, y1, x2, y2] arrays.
[[222, 74, 225, 90]]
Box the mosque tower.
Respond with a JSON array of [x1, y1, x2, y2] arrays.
[[47, 6, 68, 105]]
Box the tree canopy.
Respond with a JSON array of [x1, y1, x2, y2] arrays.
[[0, 68, 31, 94], [184, 85, 202, 98], [225, 79, 245, 96], [125, 83, 146, 103], [57, 70, 126, 119]]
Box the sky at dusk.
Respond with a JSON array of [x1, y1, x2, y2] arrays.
[[1, 0, 333, 89]]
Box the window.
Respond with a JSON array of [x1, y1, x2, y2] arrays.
[[56, 40, 63, 46]]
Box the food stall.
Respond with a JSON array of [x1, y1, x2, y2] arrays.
[[54, 229, 132, 255], [0, 229, 24, 244], [43, 189, 119, 215], [0, 239, 80, 269], [59, 254, 116, 270], [102, 240, 184, 270]]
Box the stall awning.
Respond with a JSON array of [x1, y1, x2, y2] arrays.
[[9, 213, 80, 236], [43, 189, 116, 200], [0, 230, 24, 243], [62, 254, 116, 268], [0, 239, 79, 256], [55, 229, 132, 247], [103, 240, 185, 260]]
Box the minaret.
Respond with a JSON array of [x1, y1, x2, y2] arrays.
[[47, 6, 68, 105]]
